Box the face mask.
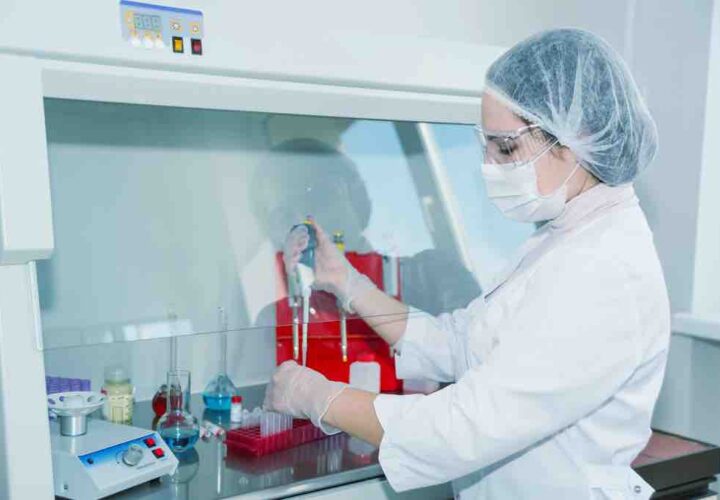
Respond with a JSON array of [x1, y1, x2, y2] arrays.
[[481, 156, 580, 223]]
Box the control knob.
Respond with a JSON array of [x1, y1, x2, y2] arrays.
[[122, 444, 144, 467]]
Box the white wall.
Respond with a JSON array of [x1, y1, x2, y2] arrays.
[[691, 0, 720, 316], [650, 0, 720, 445]]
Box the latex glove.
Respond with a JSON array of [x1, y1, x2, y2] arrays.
[[283, 221, 376, 313], [263, 360, 347, 434]]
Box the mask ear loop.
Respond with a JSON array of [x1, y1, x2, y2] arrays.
[[536, 161, 581, 200]]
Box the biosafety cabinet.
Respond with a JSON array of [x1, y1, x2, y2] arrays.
[[0, 2, 528, 498]]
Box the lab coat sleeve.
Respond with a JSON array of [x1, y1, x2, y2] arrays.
[[392, 305, 471, 383], [374, 251, 642, 491]]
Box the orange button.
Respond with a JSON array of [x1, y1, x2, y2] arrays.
[[172, 36, 184, 54]]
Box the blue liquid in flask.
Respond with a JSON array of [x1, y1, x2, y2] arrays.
[[203, 393, 232, 411], [202, 373, 237, 411], [160, 427, 199, 453]]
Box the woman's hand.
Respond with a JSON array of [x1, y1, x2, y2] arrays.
[[283, 221, 376, 312], [263, 360, 347, 433]]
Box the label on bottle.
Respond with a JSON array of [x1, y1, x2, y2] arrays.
[[230, 403, 243, 423], [104, 393, 134, 423]]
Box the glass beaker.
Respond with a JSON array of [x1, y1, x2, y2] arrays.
[[158, 370, 200, 454]]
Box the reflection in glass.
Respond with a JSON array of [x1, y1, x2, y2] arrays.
[[38, 100, 531, 355], [169, 448, 200, 500]]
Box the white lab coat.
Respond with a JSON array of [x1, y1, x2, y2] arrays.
[[374, 183, 670, 499]]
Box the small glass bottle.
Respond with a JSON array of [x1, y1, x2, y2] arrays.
[[101, 365, 134, 423], [158, 370, 200, 454], [230, 395, 243, 423]]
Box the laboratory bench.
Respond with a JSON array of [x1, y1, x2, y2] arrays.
[[100, 384, 451, 500], [75, 383, 720, 500]]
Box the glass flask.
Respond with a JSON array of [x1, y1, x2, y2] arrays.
[[158, 370, 200, 453], [151, 383, 167, 416], [202, 308, 238, 411], [153, 310, 179, 417], [202, 372, 237, 411]]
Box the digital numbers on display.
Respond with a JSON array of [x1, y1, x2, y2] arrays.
[[133, 14, 162, 31]]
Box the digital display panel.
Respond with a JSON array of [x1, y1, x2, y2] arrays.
[[133, 14, 162, 31]]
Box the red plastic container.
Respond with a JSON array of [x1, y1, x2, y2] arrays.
[[225, 419, 326, 457], [275, 251, 403, 392]]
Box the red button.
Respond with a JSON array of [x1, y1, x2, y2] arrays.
[[191, 38, 202, 55], [153, 448, 165, 458], [144, 437, 156, 448]]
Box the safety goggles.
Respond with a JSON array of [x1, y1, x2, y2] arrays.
[[475, 124, 559, 167]]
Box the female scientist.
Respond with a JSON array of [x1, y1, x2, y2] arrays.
[[264, 28, 669, 498]]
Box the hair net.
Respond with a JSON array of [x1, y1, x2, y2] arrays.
[[485, 28, 658, 185]]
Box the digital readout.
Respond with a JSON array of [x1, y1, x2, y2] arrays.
[[133, 14, 162, 31]]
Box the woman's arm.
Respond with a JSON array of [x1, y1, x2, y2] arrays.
[[350, 287, 409, 347], [323, 388, 384, 446]]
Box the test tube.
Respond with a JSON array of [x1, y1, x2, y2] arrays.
[[239, 409, 250, 428], [260, 411, 269, 437]]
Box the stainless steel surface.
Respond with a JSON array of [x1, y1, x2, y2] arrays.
[[107, 384, 382, 499], [59, 414, 87, 437]]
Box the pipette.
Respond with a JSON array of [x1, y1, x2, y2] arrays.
[[289, 295, 300, 361], [289, 218, 317, 366], [333, 231, 348, 363]]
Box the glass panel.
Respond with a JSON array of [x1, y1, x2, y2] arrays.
[[39, 99, 532, 352]]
